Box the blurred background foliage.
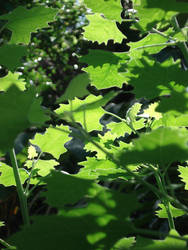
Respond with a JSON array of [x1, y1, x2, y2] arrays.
[[0, 0, 88, 108]]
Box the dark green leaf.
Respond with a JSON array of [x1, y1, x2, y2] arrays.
[[0, 44, 27, 72]]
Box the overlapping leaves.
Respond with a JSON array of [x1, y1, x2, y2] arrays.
[[118, 127, 188, 166], [0, 86, 49, 156], [84, 0, 123, 22], [83, 14, 125, 44], [8, 170, 140, 249], [132, 0, 188, 32], [0, 6, 58, 44], [80, 49, 129, 89], [55, 92, 115, 132], [0, 72, 26, 91], [30, 125, 70, 160]]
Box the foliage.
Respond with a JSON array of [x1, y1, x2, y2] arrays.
[[0, 0, 88, 107], [0, 0, 188, 250]]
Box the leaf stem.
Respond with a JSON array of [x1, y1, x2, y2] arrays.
[[24, 151, 43, 196], [0, 238, 16, 249], [172, 16, 188, 67], [132, 41, 177, 51], [9, 149, 30, 227], [54, 111, 188, 214], [154, 170, 175, 230], [78, 126, 188, 214], [0, 24, 5, 34], [151, 28, 173, 40], [104, 110, 139, 135]]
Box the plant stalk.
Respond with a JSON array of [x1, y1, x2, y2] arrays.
[[154, 171, 175, 230], [55, 112, 188, 214], [9, 149, 30, 227], [0, 238, 16, 249]]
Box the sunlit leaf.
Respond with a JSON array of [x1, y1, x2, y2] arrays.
[[25, 159, 59, 177], [77, 158, 126, 180], [156, 203, 185, 218], [113, 236, 136, 250], [128, 33, 169, 60], [83, 14, 125, 45], [0, 72, 26, 91], [28, 145, 38, 159], [84, 0, 122, 22], [30, 125, 70, 159], [132, 0, 188, 32], [178, 166, 188, 190], [126, 103, 142, 125], [143, 102, 162, 120], [55, 92, 115, 132], [0, 221, 5, 227], [80, 50, 129, 89], [0, 163, 28, 187]]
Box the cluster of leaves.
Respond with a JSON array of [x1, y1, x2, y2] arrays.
[[0, 0, 188, 249], [0, 0, 88, 108]]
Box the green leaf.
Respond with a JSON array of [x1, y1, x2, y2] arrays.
[[8, 215, 91, 250], [77, 158, 126, 180], [80, 50, 129, 89], [108, 122, 132, 137], [156, 203, 185, 218], [0, 44, 27, 72], [0, 86, 50, 156], [0, 221, 5, 227], [43, 170, 95, 207], [25, 159, 59, 177], [126, 103, 142, 125], [30, 125, 70, 159], [59, 189, 140, 249], [152, 113, 188, 129], [0, 72, 26, 91], [84, 131, 117, 159], [178, 166, 188, 190], [57, 73, 90, 103], [8, 189, 139, 250], [128, 33, 169, 60], [84, 0, 122, 22], [55, 92, 115, 132], [0, 6, 58, 44], [166, 27, 187, 43], [126, 57, 188, 99], [113, 237, 136, 250], [156, 85, 188, 115], [28, 145, 38, 159], [83, 14, 125, 45], [131, 230, 186, 250], [118, 127, 188, 166], [0, 163, 28, 187], [143, 102, 162, 120], [132, 0, 188, 32], [107, 103, 145, 136]]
